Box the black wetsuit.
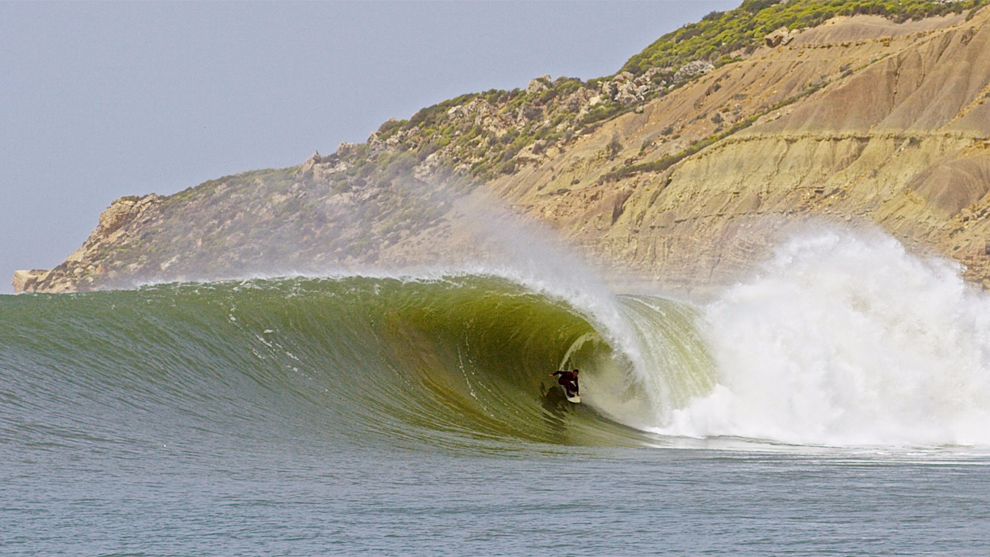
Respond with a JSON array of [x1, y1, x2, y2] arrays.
[[552, 370, 579, 396]]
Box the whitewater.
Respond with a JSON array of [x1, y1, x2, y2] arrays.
[[665, 228, 990, 447], [3, 227, 990, 554]]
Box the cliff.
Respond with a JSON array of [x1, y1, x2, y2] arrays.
[[500, 7, 990, 294], [15, 1, 990, 296]]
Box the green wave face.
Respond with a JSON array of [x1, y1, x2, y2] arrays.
[[0, 275, 716, 449]]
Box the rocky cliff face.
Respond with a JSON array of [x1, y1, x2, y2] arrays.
[[15, 7, 990, 296], [494, 9, 990, 294], [16, 194, 162, 293]]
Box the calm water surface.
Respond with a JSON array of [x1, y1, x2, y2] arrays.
[[4, 440, 989, 555]]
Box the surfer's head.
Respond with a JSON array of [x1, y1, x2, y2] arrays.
[[573, 369, 579, 374]]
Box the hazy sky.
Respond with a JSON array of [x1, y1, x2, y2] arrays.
[[1, 0, 737, 294]]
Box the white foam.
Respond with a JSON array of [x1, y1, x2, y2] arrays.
[[660, 228, 990, 447]]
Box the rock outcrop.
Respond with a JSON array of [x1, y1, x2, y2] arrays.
[[765, 26, 797, 47], [12, 270, 50, 294], [672, 61, 714, 83], [14, 194, 161, 293]]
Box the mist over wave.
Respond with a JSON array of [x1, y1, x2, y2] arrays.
[[661, 228, 990, 447], [7, 216, 990, 450]]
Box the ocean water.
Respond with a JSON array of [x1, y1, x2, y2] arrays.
[[3, 229, 990, 555]]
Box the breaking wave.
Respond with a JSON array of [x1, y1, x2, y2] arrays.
[[4, 229, 990, 450]]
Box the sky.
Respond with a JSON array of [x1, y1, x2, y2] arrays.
[[0, 0, 738, 294]]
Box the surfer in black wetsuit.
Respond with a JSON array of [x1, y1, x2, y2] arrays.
[[550, 369, 579, 397]]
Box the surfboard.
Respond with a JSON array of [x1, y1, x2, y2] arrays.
[[563, 385, 581, 404]]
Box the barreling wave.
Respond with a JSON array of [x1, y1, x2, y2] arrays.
[[5, 229, 990, 452], [0, 274, 711, 451]]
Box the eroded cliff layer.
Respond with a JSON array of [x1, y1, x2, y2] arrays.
[[496, 10, 990, 293]]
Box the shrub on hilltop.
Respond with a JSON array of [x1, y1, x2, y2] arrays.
[[621, 0, 985, 75], [321, 0, 988, 192]]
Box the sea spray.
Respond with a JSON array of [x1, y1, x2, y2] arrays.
[[661, 228, 990, 447]]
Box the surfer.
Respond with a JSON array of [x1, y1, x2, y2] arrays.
[[550, 369, 579, 398]]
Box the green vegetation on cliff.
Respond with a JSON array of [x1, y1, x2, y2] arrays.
[[366, 76, 625, 181], [622, 0, 984, 74], [327, 0, 988, 194]]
